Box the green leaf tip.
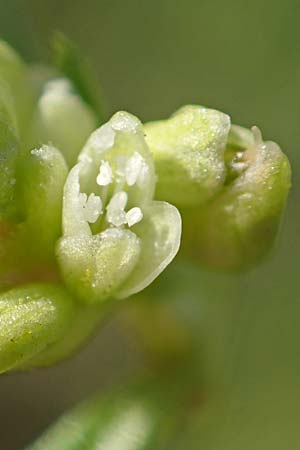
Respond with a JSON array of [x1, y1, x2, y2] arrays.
[[0, 40, 34, 140], [57, 111, 182, 304]]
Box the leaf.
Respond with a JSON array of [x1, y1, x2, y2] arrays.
[[0, 40, 34, 140], [25, 378, 186, 450]]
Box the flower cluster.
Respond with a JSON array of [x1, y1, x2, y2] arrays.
[[0, 39, 291, 373]]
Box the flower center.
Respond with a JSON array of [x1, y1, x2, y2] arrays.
[[80, 151, 147, 230]]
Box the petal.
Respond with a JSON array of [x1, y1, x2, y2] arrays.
[[62, 162, 92, 237], [182, 129, 291, 269], [20, 145, 68, 250], [79, 111, 155, 207], [117, 201, 182, 299], [0, 145, 68, 282], [57, 228, 141, 304], [144, 105, 230, 207]]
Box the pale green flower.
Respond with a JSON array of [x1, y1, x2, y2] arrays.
[[0, 37, 292, 375], [57, 111, 182, 304], [183, 125, 291, 269]]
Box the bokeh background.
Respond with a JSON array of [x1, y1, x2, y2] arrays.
[[0, 0, 300, 449]]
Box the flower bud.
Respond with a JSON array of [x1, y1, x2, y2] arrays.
[[57, 111, 181, 304], [183, 126, 291, 269], [0, 283, 74, 373], [0, 145, 68, 283], [32, 78, 98, 167], [144, 105, 230, 207]]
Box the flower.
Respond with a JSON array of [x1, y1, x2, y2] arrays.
[[182, 124, 292, 269], [32, 78, 98, 167], [57, 111, 182, 304]]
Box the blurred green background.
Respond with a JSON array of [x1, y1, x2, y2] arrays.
[[0, 0, 299, 449]]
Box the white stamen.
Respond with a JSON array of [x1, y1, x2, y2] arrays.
[[106, 191, 128, 227], [125, 152, 146, 186], [126, 207, 143, 227], [251, 126, 263, 145], [83, 193, 102, 223], [97, 160, 113, 186]]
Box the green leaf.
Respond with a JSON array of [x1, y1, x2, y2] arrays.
[[0, 41, 38, 222], [25, 378, 186, 450], [0, 40, 34, 140], [52, 32, 106, 122]]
